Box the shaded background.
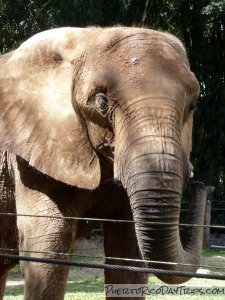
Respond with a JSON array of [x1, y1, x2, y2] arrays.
[[0, 0, 225, 230]]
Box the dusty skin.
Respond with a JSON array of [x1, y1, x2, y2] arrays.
[[0, 27, 209, 300]]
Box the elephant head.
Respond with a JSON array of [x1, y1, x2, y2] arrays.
[[0, 27, 206, 283]]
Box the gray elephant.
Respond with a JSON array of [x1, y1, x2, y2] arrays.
[[0, 27, 209, 300]]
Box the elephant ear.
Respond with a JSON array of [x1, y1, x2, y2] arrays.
[[0, 32, 100, 189]]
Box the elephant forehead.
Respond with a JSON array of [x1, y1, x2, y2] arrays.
[[18, 27, 84, 50], [12, 27, 187, 60], [9, 28, 87, 63], [100, 29, 186, 59]]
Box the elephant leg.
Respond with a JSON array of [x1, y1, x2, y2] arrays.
[[18, 200, 77, 300], [103, 222, 148, 300], [13, 157, 77, 300], [0, 271, 8, 300], [18, 211, 76, 300], [0, 151, 19, 300], [0, 263, 18, 300]]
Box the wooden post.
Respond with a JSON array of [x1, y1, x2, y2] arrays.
[[203, 200, 211, 249]]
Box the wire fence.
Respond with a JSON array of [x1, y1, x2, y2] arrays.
[[1, 252, 225, 281], [1, 210, 225, 281], [1, 212, 225, 229], [1, 247, 225, 271]]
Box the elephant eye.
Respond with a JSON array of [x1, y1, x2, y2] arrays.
[[183, 99, 198, 124], [95, 93, 109, 112], [52, 53, 63, 63]]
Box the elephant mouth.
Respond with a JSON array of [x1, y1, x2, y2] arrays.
[[184, 160, 194, 186], [189, 163, 194, 178]]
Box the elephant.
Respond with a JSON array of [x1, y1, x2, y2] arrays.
[[0, 27, 211, 300]]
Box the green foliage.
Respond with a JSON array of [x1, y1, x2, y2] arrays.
[[0, 0, 59, 52], [0, 0, 225, 222]]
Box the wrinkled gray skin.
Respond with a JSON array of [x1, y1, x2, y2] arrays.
[[0, 27, 210, 300]]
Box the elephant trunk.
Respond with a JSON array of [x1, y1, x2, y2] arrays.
[[115, 103, 209, 284]]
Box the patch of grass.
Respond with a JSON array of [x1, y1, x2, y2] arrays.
[[8, 265, 21, 278], [4, 286, 23, 300], [4, 296, 23, 300], [65, 277, 104, 299], [5, 276, 225, 300], [203, 248, 225, 257], [67, 276, 104, 293]]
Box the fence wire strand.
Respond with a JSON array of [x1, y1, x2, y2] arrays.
[[1, 212, 225, 229], [0, 253, 225, 281], [0, 247, 225, 272]]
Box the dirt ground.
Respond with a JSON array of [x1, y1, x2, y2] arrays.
[[200, 254, 225, 274]]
